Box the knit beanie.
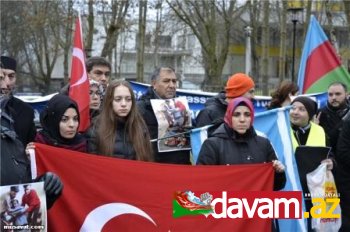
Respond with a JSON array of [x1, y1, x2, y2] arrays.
[[0, 56, 16, 71], [291, 96, 317, 121], [225, 73, 255, 98]]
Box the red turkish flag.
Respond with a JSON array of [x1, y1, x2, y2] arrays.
[[33, 143, 274, 232], [69, 16, 90, 132]]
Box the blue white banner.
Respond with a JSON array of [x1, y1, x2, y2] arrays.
[[254, 107, 306, 232], [190, 125, 212, 164], [18, 81, 327, 126]]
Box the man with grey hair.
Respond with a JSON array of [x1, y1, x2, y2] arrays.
[[137, 67, 190, 164]]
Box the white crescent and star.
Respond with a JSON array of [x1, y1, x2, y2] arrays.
[[79, 203, 157, 232], [71, 47, 87, 87]]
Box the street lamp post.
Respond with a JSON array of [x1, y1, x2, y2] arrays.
[[244, 26, 252, 76], [287, 7, 303, 83]]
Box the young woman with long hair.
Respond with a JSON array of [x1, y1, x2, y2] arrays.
[[87, 80, 153, 161]]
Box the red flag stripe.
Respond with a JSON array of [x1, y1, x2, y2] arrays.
[[303, 41, 341, 93]]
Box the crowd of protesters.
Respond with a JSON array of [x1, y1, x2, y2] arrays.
[[1, 54, 350, 231]]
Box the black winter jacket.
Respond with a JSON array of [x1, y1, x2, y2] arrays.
[[137, 87, 190, 164], [86, 120, 136, 160], [336, 118, 350, 230], [1, 109, 31, 186], [6, 96, 36, 146], [1, 98, 61, 209], [319, 100, 350, 153], [197, 123, 286, 190], [195, 91, 227, 136]]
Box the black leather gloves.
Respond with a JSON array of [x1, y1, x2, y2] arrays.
[[36, 172, 63, 209]]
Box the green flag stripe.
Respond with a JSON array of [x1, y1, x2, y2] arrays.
[[306, 66, 350, 94], [172, 200, 213, 218]]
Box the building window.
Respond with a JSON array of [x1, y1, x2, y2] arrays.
[[177, 35, 185, 49], [145, 34, 152, 47], [135, 34, 152, 49], [158, 35, 172, 48], [187, 34, 196, 49]]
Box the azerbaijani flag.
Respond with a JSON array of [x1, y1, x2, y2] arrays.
[[297, 15, 350, 94]]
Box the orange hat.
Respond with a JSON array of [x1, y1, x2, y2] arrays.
[[225, 73, 255, 98]]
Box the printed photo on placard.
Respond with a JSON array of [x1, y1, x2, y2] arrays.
[[0, 182, 47, 231], [151, 97, 192, 152]]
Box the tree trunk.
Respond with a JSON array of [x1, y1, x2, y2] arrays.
[[100, 0, 129, 58], [325, 1, 339, 54], [304, 0, 313, 39], [201, 52, 226, 92], [136, 0, 147, 82], [278, 0, 288, 82], [344, 0, 350, 35], [63, 0, 74, 85], [249, 0, 260, 83], [261, 0, 270, 95], [167, 0, 235, 92], [153, 2, 162, 68], [85, 0, 94, 58]]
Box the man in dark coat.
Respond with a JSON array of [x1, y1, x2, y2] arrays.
[[318, 82, 350, 153], [196, 73, 255, 136], [1, 95, 63, 209], [1, 57, 62, 209], [0, 56, 36, 145], [336, 117, 350, 231], [195, 91, 227, 135], [137, 67, 190, 164]]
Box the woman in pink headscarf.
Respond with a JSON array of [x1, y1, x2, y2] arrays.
[[197, 97, 286, 190]]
